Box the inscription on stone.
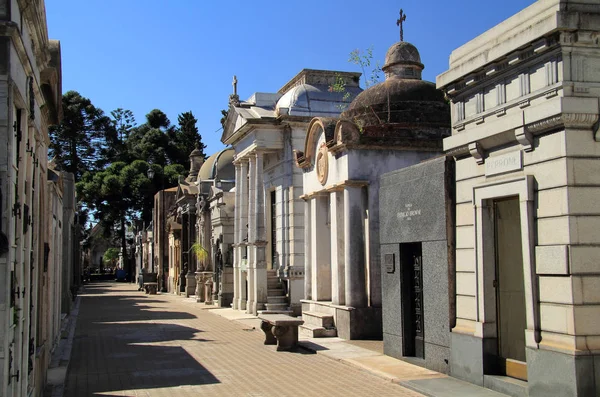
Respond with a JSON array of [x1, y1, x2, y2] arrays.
[[397, 203, 422, 221], [485, 150, 522, 176], [385, 253, 395, 273]]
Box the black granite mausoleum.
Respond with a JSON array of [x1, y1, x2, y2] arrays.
[[379, 156, 455, 374]]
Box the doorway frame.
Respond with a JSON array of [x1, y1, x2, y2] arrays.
[[472, 175, 540, 350]]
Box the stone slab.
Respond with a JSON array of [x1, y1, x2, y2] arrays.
[[401, 376, 509, 397], [380, 156, 451, 244]]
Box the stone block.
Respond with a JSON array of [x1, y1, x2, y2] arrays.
[[568, 187, 600, 215], [535, 245, 569, 275], [424, 342, 450, 374], [383, 332, 403, 360], [565, 129, 600, 157], [537, 217, 571, 245], [381, 244, 402, 337], [536, 188, 568, 218], [457, 176, 484, 204], [526, 348, 598, 397], [570, 216, 600, 245], [539, 276, 573, 304], [456, 202, 474, 226], [336, 307, 382, 340], [525, 157, 569, 190], [569, 158, 600, 186], [455, 156, 484, 181], [423, 240, 450, 348], [579, 275, 600, 304], [573, 305, 600, 335], [379, 157, 450, 244], [456, 248, 476, 272], [570, 246, 600, 274], [456, 272, 477, 296], [540, 303, 574, 334], [450, 332, 497, 386], [456, 226, 475, 249], [456, 295, 477, 321]]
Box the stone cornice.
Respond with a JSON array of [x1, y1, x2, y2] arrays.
[[300, 180, 370, 200]]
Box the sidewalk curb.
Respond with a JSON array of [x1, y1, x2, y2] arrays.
[[44, 293, 81, 397]]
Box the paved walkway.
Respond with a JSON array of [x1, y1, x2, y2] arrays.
[[64, 282, 426, 397]]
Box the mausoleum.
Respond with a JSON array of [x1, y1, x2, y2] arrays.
[[296, 36, 450, 339], [437, 1, 600, 396]]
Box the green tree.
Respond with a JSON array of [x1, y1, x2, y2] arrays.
[[176, 111, 206, 158], [49, 91, 117, 180], [102, 247, 120, 268]]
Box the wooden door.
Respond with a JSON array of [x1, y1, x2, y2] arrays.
[[494, 198, 527, 381]]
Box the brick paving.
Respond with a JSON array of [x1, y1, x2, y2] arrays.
[[65, 282, 424, 397]]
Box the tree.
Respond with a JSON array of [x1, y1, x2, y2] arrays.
[[165, 111, 206, 166], [102, 247, 120, 269], [49, 91, 117, 180], [77, 160, 155, 279]]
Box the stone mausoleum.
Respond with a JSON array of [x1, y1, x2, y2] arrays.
[[437, 1, 600, 396], [222, 69, 361, 316], [296, 38, 450, 339], [380, 156, 454, 374]]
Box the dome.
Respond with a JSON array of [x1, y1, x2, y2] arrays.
[[383, 42, 423, 72], [198, 148, 235, 181], [276, 83, 361, 117], [341, 41, 449, 131]]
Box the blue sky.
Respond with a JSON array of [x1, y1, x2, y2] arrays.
[[46, 0, 535, 155]]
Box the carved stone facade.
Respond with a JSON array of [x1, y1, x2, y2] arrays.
[[222, 69, 361, 316], [0, 1, 69, 396], [438, 1, 600, 396], [296, 41, 449, 340]]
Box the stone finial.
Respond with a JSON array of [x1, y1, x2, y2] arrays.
[[396, 9, 406, 42], [229, 75, 240, 106], [188, 143, 205, 181]]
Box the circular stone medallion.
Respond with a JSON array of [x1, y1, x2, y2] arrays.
[[316, 144, 328, 186]]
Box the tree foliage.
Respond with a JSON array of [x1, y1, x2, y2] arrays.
[[49, 91, 117, 180], [54, 91, 208, 276]]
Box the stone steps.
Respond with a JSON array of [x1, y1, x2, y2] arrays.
[[265, 271, 289, 312], [302, 311, 334, 328], [267, 295, 286, 304], [265, 302, 288, 311], [299, 324, 337, 338]]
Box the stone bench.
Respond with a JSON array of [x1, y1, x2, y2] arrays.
[[144, 282, 158, 295], [258, 314, 304, 351]]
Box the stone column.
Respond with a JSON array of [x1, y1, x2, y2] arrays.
[[238, 160, 249, 310], [252, 151, 267, 314], [330, 190, 345, 305], [344, 185, 367, 308], [180, 212, 189, 295], [232, 163, 241, 309], [304, 198, 312, 300], [246, 155, 256, 313], [311, 194, 331, 301], [185, 206, 197, 297]]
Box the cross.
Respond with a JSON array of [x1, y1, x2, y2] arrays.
[[396, 9, 406, 42], [232, 75, 238, 95]]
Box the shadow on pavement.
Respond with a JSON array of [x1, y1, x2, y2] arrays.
[[65, 282, 219, 396]]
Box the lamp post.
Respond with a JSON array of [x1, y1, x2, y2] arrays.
[[147, 167, 168, 292]]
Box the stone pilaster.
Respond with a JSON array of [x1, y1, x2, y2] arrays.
[[311, 194, 331, 301], [232, 163, 241, 309], [237, 160, 249, 310], [246, 155, 256, 312], [304, 198, 312, 300], [330, 189, 345, 305], [344, 185, 367, 308], [252, 151, 267, 314]]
